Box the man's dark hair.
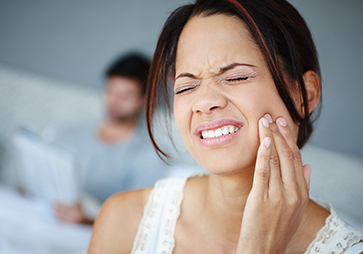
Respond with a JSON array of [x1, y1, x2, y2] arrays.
[[105, 53, 151, 96]]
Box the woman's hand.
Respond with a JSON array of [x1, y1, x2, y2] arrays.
[[236, 114, 311, 254]]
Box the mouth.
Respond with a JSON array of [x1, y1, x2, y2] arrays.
[[195, 118, 242, 147], [200, 125, 240, 139]]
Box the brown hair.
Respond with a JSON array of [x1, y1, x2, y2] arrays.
[[147, 0, 322, 158], [105, 52, 151, 97]]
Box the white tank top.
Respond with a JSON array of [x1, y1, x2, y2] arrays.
[[131, 177, 363, 254]]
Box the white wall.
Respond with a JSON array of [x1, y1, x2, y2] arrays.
[[288, 0, 363, 159], [0, 0, 362, 158]]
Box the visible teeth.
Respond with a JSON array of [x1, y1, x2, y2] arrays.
[[222, 127, 229, 135], [229, 126, 235, 134], [202, 125, 240, 139], [202, 131, 207, 139], [215, 128, 222, 137], [208, 130, 215, 138]]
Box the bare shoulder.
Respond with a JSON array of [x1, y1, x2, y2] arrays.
[[288, 199, 331, 253], [87, 188, 152, 254]]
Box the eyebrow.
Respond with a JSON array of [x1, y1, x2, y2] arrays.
[[175, 63, 256, 80], [175, 72, 196, 80], [219, 63, 256, 73]]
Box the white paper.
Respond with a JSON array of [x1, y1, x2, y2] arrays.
[[13, 128, 79, 205]]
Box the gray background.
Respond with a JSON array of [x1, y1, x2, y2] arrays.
[[0, 0, 362, 158]]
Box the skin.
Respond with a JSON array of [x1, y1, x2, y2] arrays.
[[104, 76, 145, 124], [88, 14, 329, 253], [55, 76, 145, 224], [98, 76, 145, 144]]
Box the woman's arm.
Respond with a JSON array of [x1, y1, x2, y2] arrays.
[[87, 189, 151, 254], [237, 115, 311, 254]]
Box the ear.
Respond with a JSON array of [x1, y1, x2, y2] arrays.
[[302, 70, 321, 115]]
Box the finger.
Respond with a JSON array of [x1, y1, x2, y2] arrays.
[[263, 114, 283, 190], [259, 116, 271, 145], [56, 210, 68, 221], [56, 208, 75, 222], [56, 208, 68, 217], [268, 117, 297, 188], [276, 117, 306, 189], [54, 204, 71, 220], [55, 204, 64, 214], [252, 118, 272, 197]]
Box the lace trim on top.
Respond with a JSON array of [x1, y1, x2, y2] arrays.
[[130, 177, 189, 254], [131, 178, 363, 254], [304, 203, 363, 254]]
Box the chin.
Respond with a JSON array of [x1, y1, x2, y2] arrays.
[[206, 161, 255, 176], [182, 130, 260, 176], [192, 148, 258, 176]]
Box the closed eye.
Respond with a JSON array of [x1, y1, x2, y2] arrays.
[[226, 77, 248, 82], [175, 86, 197, 95]]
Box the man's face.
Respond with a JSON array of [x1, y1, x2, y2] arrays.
[[105, 76, 144, 122]]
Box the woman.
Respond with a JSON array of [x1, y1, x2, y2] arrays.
[[88, 0, 363, 253]]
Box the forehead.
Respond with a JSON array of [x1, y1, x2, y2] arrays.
[[106, 76, 141, 93], [175, 14, 263, 77]]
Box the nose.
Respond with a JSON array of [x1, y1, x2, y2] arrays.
[[192, 85, 227, 114]]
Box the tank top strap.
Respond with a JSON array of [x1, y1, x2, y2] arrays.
[[131, 177, 189, 253]]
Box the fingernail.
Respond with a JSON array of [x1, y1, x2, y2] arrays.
[[261, 118, 269, 128], [264, 137, 271, 148], [277, 118, 287, 127], [263, 113, 273, 123]]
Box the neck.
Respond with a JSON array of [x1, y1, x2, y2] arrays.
[[98, 118, 138, 143], [196, 169, 328, 252], [202, 168, 255, 243]]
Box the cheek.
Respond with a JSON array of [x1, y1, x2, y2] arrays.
[[229, 84, 279, 120], [173, 98, 189, 137], [124, 96, 141, 108], [173, 97, 198, 158], [229, 85, 298, 139], [253, 89, 299, 140]]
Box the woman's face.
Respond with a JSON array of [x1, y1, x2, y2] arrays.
[[173, 14, 299, 175]]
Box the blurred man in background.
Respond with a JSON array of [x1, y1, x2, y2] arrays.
[[53, 53, 168, 224]]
